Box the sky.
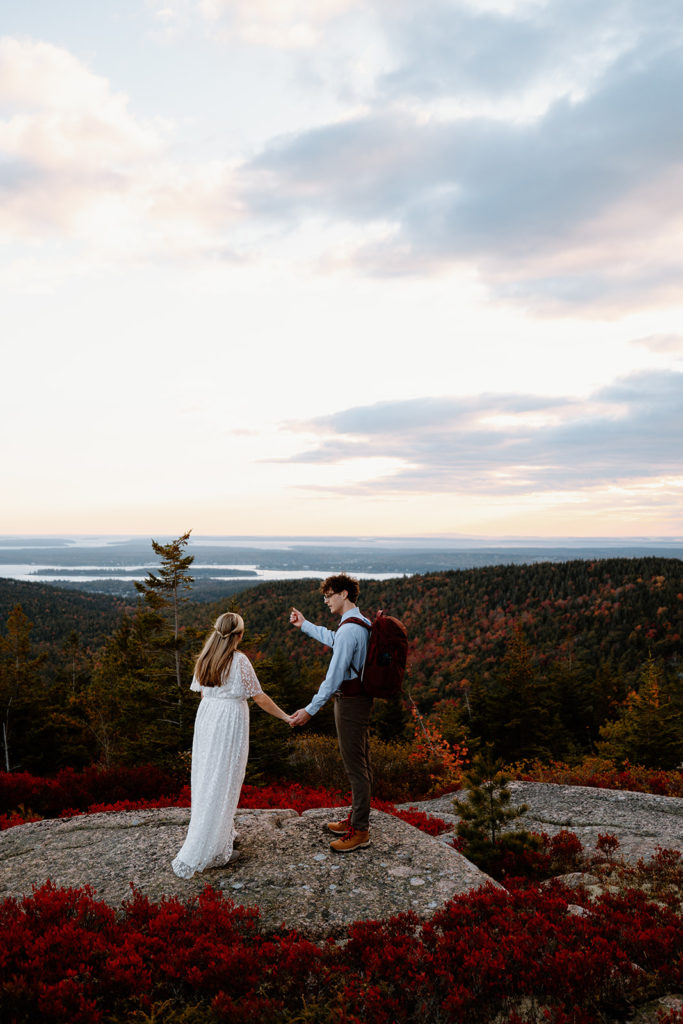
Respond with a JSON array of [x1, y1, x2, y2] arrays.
[[2, 0, 682, 539]]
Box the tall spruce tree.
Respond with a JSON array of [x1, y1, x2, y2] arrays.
[[0, 605, 46, 772], [134, 530, 194, 741], [62, 631, 85, 698], [88, 610, 181, 768], [469, 625, 562, 761], [597, 656, 682, 768]]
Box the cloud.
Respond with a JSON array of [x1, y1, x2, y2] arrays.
[[279, 370, 683, 496], [196, 0, 359, 48], [5, 4, 683, 309], [0, 38, 159, 162], [378, 0, 628, 106], [243, 1, 683, 309], [0, 37, 242, 262], [633, 334, 683, 355], [144, 2, 192, 39], [376, 0, 683, 107]]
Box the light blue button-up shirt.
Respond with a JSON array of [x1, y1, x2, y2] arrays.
[[302, 607, 371, 716]]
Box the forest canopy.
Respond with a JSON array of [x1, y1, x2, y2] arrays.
[[0, 556, 681, 775]]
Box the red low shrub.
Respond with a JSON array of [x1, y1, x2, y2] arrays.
[[508, 757, 683, 797], [0, 765, 183, 819], [596, 832, 620, 859], [448, 828, 586, 884], [371, 799, 452, 835], [238, 782, 347, 814], [0, 808, 42, 830], [1, 776, 453, 840], [1, 879, 679, 1024]]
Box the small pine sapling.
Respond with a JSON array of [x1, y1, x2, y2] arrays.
[[453, 746, 543, 875]]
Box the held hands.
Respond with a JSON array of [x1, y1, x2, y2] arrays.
[[289, 708, 311, 728], [280, 710, 308, 727]]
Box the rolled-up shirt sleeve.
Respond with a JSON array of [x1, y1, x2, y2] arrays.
[[301, 620, 337, 647], [302, 618, 368, 716]]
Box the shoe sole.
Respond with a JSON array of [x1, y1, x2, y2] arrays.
[[327, 825, 350, 834], [330, 840, 371, 853]]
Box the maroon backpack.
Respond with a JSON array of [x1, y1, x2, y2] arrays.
[[340, 610, 408, 698]]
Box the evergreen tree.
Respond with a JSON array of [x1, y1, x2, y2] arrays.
[[243, 650, 295, 784], [370, 693, 409, 743], [23, 629, 96, 772], [597, 656, 682, 769], [134, 530, 194, 741], [453, 746, 542, 875], [469, 626, 563, 762], [87, 607, 198, 770], [454, 747, 528, 847], [0, 605, 46, 771], [62, 631, 86, 698]]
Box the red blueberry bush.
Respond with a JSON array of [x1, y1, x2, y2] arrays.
[[1, 878, 681, 1024], [1, 770, 454, 838], [1, 768, 681, 1022], [507, 756, 683, 797], [0, 765, 182, 821]]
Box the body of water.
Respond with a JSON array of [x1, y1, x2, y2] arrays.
[[0, 535, 680, 596]]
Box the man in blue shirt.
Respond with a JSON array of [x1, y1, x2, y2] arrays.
[[289, 574, 372, 853]]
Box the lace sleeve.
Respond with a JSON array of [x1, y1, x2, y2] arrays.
[[237, 654, 263, 698], [190, 674, 201, 692]]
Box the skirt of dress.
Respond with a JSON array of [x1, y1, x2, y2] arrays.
[[172, 697, 249, 878]]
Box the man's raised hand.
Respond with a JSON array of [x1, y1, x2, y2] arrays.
[[289, 607, 305, 628]]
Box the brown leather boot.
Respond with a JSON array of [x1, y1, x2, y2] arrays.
[[330, 827, 370, 853], [327, 815, 351, 834]]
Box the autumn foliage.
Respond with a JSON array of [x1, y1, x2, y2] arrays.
[[0, 877, 681, 1024], [2, 763, 682, 1023], [0, 765, 181, 824], [507, 756, 683, 797], [2, 556, 682, 774]]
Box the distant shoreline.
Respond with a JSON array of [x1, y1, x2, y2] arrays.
[[0, 535, 680, 600]]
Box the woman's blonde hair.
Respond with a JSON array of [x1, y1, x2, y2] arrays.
[[194, 611, 245, 687]]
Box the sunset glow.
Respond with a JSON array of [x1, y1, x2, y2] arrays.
[[2, 2, 682, 537]]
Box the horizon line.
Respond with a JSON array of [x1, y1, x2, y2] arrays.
[[1, 533, 682, 545]]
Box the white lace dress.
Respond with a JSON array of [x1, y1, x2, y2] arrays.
[[171, 651, 263, 879]]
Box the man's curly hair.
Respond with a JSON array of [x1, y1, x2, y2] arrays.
[[320, 573, 360, 604]]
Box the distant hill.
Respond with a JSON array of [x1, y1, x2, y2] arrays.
[[2, 557, 681, 773], [0, 577, 124, 647], [4, 557, 681, 685], [192, 555, 683, 700]]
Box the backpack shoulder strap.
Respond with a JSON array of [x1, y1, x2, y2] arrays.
[[337, 615, 371, 682], [338, 616, 371, 631]]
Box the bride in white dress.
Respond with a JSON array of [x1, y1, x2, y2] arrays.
[[172, 611, 291, 879]]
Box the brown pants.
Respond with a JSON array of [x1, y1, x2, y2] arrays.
[[334, 693, 373, 831]]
